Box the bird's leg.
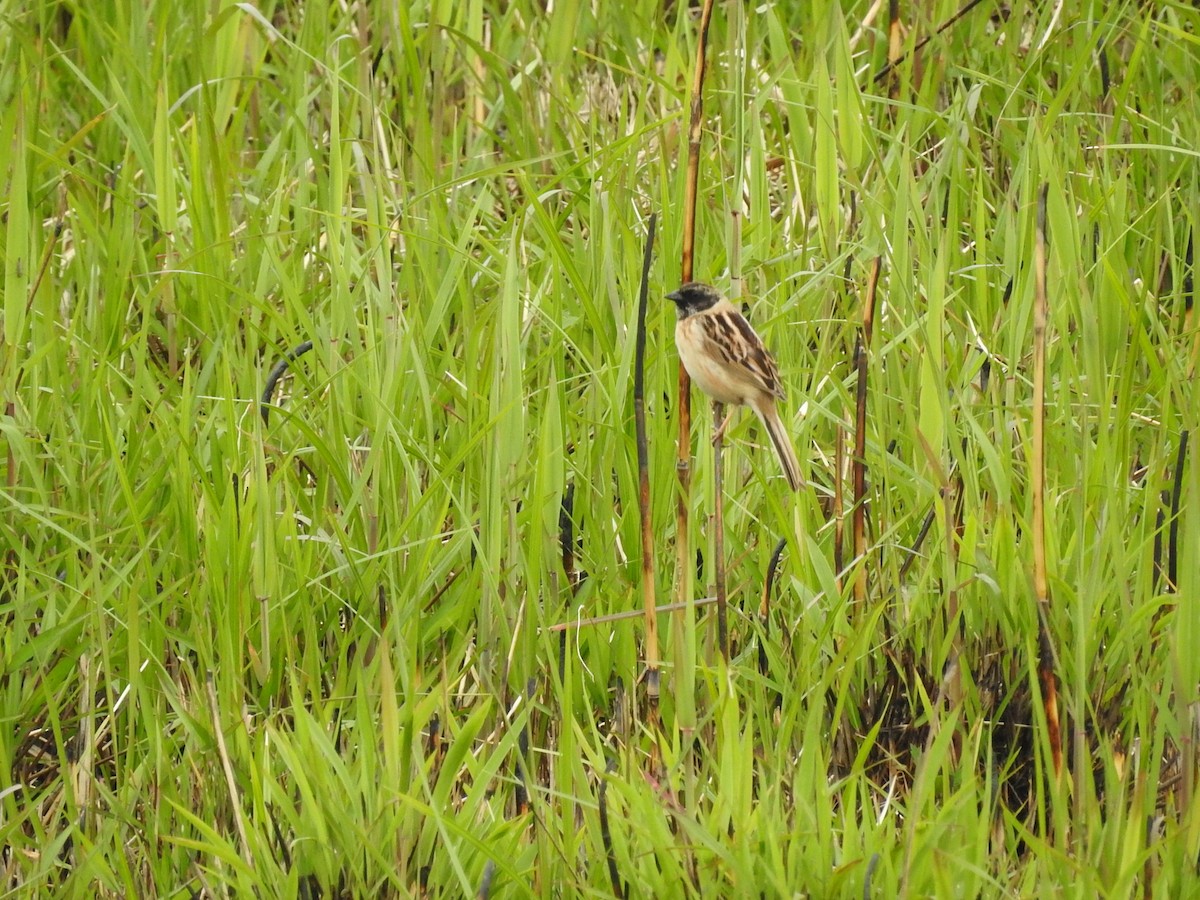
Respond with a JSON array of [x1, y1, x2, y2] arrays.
[[712, 402, 734, 445]]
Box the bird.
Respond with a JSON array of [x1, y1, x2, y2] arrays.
[[666, 281, 803, 491]]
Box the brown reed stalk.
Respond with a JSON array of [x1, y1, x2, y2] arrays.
[[672, 0, 717, 734]]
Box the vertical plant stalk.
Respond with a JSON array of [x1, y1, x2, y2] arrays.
[[711, 180, 745, 660], [634, 214, 660, 705], [679, 0, 715, 286], [21, 219, 62, 324], [852, 258, 881, 610], [833, 426, 845, 589], [712, 0, 751, 664], [713, 399, 728, 658], [672, 0, 717, 736], [675, 0, 717, 498], [1033, 184, 1063, 778]]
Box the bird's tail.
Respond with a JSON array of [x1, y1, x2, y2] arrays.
[[756, 402, 804, 491]]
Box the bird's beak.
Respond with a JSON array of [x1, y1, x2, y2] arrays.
[[665, 290, 682, 302]]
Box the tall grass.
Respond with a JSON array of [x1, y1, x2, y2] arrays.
[[1, 0, 1198, 895]]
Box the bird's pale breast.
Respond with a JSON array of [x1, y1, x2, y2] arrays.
[[676, 317, 756, 405]]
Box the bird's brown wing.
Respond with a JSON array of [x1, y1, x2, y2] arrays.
[[700, 305, 786, 401]]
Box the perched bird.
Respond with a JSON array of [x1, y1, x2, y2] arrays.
[[667, 282, 803, 491]]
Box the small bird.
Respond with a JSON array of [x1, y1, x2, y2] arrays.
[[667, 282, 803, 491]]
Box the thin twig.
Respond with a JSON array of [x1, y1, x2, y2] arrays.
[[547, 596, 720, 633], [23, 219, 62, 320], [11, 220, 64, 394], [899, 505, 936, 580], [871, 0, 988, 84]]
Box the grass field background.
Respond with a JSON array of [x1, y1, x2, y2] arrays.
[[3, 0, 1200, 895]]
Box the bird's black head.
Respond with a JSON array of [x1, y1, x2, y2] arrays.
[[666, 282, 722, 318]]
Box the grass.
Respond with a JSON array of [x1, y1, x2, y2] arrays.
[[2, 0, 1199, 895]]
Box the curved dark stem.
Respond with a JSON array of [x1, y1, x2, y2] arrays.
[[559, 483, 577, 680], [1168, 430, 1189, 592], [260, 340, 315, 425], [599, 758, 625, 899], [759, 536, 787, 680], [900, 506, 937, 580]]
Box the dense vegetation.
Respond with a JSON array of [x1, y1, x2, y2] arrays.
[[2, 1, 1198, 895]]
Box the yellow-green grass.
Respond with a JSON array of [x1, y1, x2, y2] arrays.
[[2, 1, 1198, 895]]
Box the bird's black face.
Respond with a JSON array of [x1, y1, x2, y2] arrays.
[[666, 282, 722, 318]]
